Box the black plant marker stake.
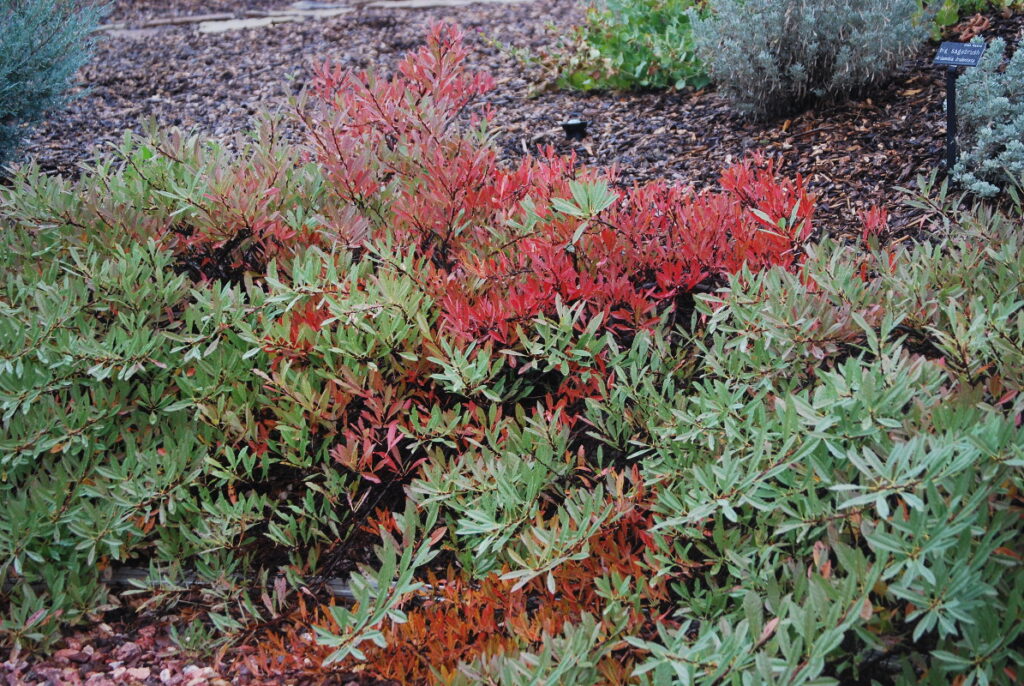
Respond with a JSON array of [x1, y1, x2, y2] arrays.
[[561, 115, 589, 142]]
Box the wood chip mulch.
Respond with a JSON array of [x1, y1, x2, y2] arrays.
[[20, 1, 1024, 239], [2, 618, 363, 685]]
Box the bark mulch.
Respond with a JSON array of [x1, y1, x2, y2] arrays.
[[6, 1, 1024, 683], [21, 1, 1024, 240], [2, 619, 359, 685]]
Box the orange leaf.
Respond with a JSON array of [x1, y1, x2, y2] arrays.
[[757, 617, 780, 647]]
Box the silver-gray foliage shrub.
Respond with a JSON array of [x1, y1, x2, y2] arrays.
[[953, 38, 1024, 197], [0, 0, 106, 165], [691, 0, 927, 119]]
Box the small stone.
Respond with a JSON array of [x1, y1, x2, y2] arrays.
[[113, 641, 141, 662], [53, 648, 79, 664], [198, 17, 302, 34], [127, 667, 151, 681]]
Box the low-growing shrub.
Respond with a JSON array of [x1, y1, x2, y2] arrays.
[[5, 21, 1022, 686], [0, 0, 106, 165], [0, 23, 811, 656], [953, 37, 1024, 196], [538, 0, 709, 91], [691, 0, 928, 119], [314, 177, 1024, 685]]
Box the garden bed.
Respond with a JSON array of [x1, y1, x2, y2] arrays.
[[6, 2, 1024, 684]]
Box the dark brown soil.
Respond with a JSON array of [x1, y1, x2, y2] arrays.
[[102, 0, 285, 23], [1, 618, 361, 684], [23, 0, 578, 172]]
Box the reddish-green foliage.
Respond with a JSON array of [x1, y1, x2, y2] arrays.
[[101, 24, 813, 677], [440, 154, 814, 345], [235, 480, 677, 684], [303, 24, 813, 347], [8, 13, 1024, 680], [155, 124, 328, 281], [355, 490, 665, 683], [235, 23, 815, 487], [238, 29, 812, 679]]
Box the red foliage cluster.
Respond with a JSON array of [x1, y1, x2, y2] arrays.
[[442, 156, 814, 344], [220, 23, 819, 684], [363, 510, 675, 683], [306, 22, 498, 257], [241, 23, 818, 484], [305, 23, 814, 347], [148, 126, 326, 281], [235, 478, 684, 685]]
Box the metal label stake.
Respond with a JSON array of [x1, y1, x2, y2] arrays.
[[933, 41, 986, 170], [945, 65, 958, 170]]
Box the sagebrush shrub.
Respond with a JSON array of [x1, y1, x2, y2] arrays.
[[953, 38, 1024, 196], [691, 0, 928, 119], [0, 0, 105, 165]]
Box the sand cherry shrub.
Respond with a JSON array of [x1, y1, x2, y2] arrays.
[[0, 23, 815, 661], [4, 23, 1023, 686], [302, 23, 813, 348], [244, 23, 814, 487], [1, 121, 331, 282], [291, 180, 1024, 686]]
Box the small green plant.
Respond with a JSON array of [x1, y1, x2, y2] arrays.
[[169, 619, 221, 659], [953, 38, 1024, 197], [927, 0, 1020, 38], [533, 0, 709, 92], [691, 0, 928, 119], [0, 0, 107, 165]]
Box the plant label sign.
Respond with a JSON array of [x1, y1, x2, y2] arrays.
[[934, 42, 986, 67], [934, 41, 986, 169]]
